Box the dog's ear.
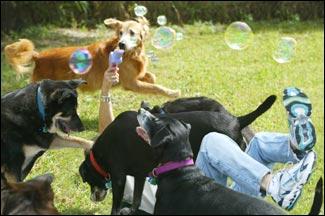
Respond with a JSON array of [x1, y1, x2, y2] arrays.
[[135, 16, 149, 26], [141, 101, 151, 110], [33, 173, 54, 185], [104, 18, 122, 30], [151, 128, 173, 148], [84, 149, 90, 158], [179, 120, 191, 131], [68, 79, 87, 89], [79, 162, 88, 183], [135, 16, 150, 40], [50, 88, 77, 104]]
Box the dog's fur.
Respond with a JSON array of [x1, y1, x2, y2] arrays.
[[1, 79, 93, 183], [137, 109, 323, 215], [1, 173, 59, 215], [4, 17, 180, 97], [79, 95, 276, 214], [141, 96, 257, 147]]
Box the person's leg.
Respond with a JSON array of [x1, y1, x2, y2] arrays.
[[231, 132, 302, 195], [244, 132, 302, 169], [196, 132, 271, 196], [196, 132, 317, 211], [242, 87, 316, 170]]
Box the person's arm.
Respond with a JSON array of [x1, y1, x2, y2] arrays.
[[98, 65, 119, 133]]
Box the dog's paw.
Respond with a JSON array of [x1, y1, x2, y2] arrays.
[[169, 89, 181, 98], [118, 207, 133, 215]]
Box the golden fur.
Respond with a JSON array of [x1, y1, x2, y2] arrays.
[[4, 17, 180, 97]]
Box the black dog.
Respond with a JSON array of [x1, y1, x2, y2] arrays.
[[137, 108, 323, 215], [1, 79, 93, 182], [79, 95, 276, 214], [1, 173, 59, 215], [141, 96, 257, 148]]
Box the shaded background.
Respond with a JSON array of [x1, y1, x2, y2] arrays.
[[1, 1, 324, 33]]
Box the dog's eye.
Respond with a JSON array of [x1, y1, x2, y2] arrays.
[[130, 30, 135, 37], [119, 31, 123, 36]]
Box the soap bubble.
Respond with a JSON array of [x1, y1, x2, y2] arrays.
[[69, 49, 92, 74], [224, 21, 254, 50], [151, 27, 175, 49], [272, 37, 297, 64], [134, 5, 147, 17], [157, 15, 167, 26], [176, 32, 184, 41]]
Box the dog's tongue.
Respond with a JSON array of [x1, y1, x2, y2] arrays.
[[136, 127, 149, 143]]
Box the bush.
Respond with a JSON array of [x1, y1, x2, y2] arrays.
[[1, 1, 324, 33]]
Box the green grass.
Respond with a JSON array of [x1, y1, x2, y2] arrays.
[[1, 20, 324, 215]]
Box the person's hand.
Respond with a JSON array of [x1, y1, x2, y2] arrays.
[[101, 65, 119, 92]]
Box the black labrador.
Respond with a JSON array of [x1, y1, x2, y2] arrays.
[[1, 79, 93, 182], [137, 108, 323, 215], [141, 96, 256, 147], [79, 95, 276, 214]]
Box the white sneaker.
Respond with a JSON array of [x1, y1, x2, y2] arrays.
[[267, 150, 316, 210]]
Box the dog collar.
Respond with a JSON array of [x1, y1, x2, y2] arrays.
[[89, 150, 111, 179], [36, 86, 48, 133], [149, 158, 194, 178]]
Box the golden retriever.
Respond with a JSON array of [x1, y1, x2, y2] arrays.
[[4, 17, 181, 97]]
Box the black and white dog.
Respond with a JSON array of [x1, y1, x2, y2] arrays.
[[1, 79, 93, 182], [137, 108, 323, 215]]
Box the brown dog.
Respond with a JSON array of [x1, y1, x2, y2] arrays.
[[4, 17, 180, 97], [1, 173, 59, 215]]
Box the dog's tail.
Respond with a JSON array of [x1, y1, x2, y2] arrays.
[[308, 177, 323, 215], [237, 95, 276, 129], [4, 39, 38, 77]]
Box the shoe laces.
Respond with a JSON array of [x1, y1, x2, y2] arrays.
[[278, 161, 300, 193]]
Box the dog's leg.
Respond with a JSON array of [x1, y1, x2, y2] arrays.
[[123, 80, 181, 98], [139, 72, 156, 84], [49, 134, 94, 150], [111, 174, 126, 215], [131, 176, 146, 213]]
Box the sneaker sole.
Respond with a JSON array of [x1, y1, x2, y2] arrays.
[[283, 87, 312, 118], [295, 121, 316, 151], [286, 188, 302, 211]]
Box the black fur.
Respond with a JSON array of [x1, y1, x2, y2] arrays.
[[138, 110, 322, 215], [142, 96, 275, 148], [79, 95, 276, 214], [1, 79, 86, 182]]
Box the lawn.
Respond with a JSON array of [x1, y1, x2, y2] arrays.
[[1, 20, 324, 215]]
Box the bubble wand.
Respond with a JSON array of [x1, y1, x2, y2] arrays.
[[109, 49, 124, 68]]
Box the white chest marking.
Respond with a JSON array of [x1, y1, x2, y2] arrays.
[[22, 145, 45, 171]]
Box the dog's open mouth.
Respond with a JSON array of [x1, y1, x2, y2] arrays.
[[57, 120, 71, 134]]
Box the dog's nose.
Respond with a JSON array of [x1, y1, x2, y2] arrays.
[[118, 42, 126, 50]]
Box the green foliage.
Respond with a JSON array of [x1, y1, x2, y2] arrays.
[[1, 21, 324, 215], [1, 1, 324, 33]]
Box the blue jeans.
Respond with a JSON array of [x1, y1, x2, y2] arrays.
[[195, 132, 304, 197]]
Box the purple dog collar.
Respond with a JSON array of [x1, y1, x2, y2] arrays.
[[150, 158, 194, 178]]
